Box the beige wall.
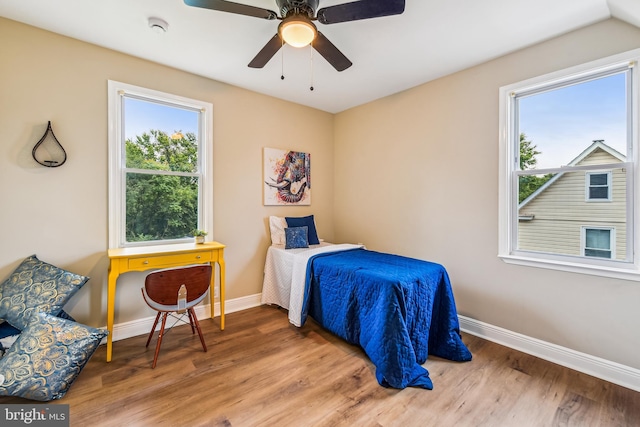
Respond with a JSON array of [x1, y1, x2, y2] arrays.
[[333, 18, 640, 369], [0, 18, 334, 327]]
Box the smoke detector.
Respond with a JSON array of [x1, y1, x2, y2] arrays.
[[148, 17, 169, 34]]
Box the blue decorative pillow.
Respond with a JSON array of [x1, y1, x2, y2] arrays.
[[285, 215, 320, 245], [0, 312, 107, 401], [0, 255, 88, 331], [285, 226, 309, 249]]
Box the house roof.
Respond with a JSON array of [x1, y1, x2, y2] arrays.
[[518, 140, 626, 209], [1, 0, 640, 113]]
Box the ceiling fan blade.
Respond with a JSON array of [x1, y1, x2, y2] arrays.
[[317, 0, 405, 25], [184, 0, 277, 20], [313, 32, 352, 72], [248, 34, 283, 68]]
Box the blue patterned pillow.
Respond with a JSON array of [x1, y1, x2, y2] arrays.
[[285, 215, 320, 245], [285, 226, 309, 249], [0, 312, 107, 401], [0, 255, 88, 331]]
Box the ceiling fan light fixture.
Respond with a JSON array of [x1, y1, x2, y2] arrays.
[[279, 16, 317, 48]]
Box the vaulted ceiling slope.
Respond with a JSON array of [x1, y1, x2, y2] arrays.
[[1, 0, 640, 113]]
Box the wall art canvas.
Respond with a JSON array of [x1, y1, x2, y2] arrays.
[[263, 147, 311, 205]]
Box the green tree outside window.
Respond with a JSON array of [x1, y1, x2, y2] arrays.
[[125, 130, 199, 242], [519, 133, 554, 203]]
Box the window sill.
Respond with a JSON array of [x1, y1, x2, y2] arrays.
[[499, 253, 640, 282]]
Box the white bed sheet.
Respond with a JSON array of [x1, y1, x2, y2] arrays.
[[262, 242, 363, 326]]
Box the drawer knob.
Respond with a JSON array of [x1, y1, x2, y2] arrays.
[[143, 260, 149, 265], [196, 255, 201, 259]]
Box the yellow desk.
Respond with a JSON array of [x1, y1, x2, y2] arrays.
[[106, 242, 225, 362]]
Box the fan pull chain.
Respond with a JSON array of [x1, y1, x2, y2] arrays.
[[281, 39, 285, 80], [309, 44, 314, 91]]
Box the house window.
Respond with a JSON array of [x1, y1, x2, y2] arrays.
[[586, 171, 611, 201], [583, 227, 614, 259], [498, 49, 640, 280], [108, 81, 213, 248]]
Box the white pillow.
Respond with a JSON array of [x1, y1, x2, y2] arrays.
[[269, 216, 287, 245]]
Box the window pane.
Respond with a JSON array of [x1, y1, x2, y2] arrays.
[[589, 187, 608, 199], [589, 174, 608, 186], [586, 229, 611, 249], [125, 173, 199, 242], [517, 168, 626, 261], [585, 249, 611, 258], [124, 97, 199, 173], [517, 73, 626, 170]]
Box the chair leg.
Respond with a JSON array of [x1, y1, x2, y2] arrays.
[[189, 308, 207, 352], [152, 312, 168, 369], [146, 312, 162, 348], [187, 309, 196, 334]]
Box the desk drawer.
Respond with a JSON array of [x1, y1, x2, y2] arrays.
[[128, 251, 212, 269]]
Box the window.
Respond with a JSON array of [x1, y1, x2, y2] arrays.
[[586, 171, 611, 201], [583, 227, 614, 259], [499, 49, 640, 280], [108, 81, 213, 248]]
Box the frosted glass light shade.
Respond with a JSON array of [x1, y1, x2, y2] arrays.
[[279, 17, 317, 48]]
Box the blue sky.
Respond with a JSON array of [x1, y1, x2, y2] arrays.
[[518, 72, 627, 169], [124, 97, 199, 141]]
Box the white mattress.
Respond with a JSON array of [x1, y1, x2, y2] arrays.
[[262, 242, 363, 326]]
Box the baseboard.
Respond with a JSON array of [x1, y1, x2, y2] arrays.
[[459, 315, 640, 392], [110, 296, 640, 392], [110, 293, 263, 342]]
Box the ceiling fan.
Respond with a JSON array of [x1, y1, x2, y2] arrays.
[[183, 0, 405, 72]]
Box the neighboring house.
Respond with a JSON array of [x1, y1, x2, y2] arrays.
[[518, 140, 627, 261]]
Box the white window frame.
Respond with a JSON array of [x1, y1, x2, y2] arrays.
[[498, 49, 640, 281], [107, 80, 214, 249], [581, 226, 615, 259], [585, 171, 612, 202]]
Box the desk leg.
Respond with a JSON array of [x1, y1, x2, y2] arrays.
[[219, 256, 225, 330], [209, 263, 215, 321], [106, 267, 118, 362]]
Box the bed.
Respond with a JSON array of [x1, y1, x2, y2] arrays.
[[262, 216, 472, 390]]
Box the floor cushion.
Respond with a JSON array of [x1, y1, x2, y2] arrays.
[[0, 312, 107, 401], [0, 255, 88, 331]]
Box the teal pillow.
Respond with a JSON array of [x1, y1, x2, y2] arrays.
[[0, 312, 107, 401], [285, 226, 309, 249], [0, 255, 88, 331]]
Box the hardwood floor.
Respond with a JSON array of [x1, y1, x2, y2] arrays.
[[2, 305, 639, 426]]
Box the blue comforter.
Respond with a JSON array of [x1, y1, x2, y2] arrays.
[[302, 248, 471, 389]]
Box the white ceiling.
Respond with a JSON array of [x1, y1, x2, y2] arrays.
[[2, 0, 640, 113]]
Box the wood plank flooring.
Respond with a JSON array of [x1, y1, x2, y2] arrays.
[[1, 305, 638, 426]]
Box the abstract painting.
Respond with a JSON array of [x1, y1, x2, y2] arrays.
[[263, 147, 311, 205]]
